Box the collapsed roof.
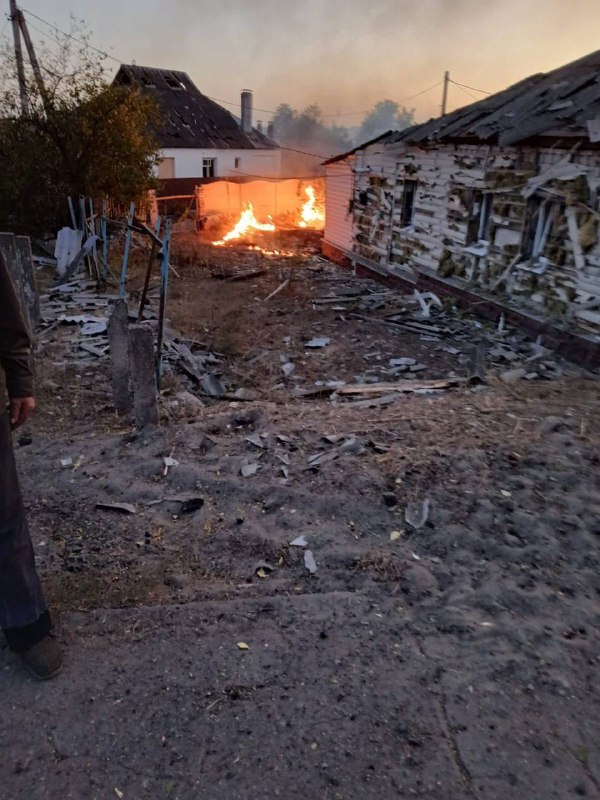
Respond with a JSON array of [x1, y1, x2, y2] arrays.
[[325, 48, 600, 164], [114, 65, 277, 150]]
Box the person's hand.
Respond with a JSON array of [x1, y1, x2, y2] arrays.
[[9, 396, 36, 430]]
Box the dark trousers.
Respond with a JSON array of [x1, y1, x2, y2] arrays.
[[0, 410, 50, 651]]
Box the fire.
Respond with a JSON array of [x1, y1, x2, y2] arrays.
[[298, 185, 325, 229], [213, 202, 275, 245]]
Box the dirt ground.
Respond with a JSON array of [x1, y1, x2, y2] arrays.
[[2, 231, 600, 800]]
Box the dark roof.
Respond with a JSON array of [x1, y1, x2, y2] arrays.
[[114, 64, 277, 150], [326, 48, 600, 164]]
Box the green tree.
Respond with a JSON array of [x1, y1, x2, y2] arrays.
[[357, 100, 415, 145], [0, 21, 160, 234]]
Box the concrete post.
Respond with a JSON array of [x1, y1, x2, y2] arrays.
[[107, 299, 132, 414], [128, 323, 159, 428]]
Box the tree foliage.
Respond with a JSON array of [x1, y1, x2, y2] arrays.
[[0, 21, 160, 233], [357, 100, 415, 145]]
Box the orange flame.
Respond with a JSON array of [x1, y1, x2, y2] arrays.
[[213, 202, 275, 246], [298, 186, 325, 229]]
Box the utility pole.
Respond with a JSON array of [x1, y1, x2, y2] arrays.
[[17, 7, 47, 103], [441, 70, 450, 116], [9, 0, 28, 114]]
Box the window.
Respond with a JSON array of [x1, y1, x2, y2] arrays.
[[202, 158, 216, 178], [157, 157, 175, 179], [400, 179, 417, 227], [522, 196, 565, 260], [234, 157, 241, 169], [467, 191, 492, 244]]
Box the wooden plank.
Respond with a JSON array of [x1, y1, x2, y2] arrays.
[[337, 379, 460, 395]]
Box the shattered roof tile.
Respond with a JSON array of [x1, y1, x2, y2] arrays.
[[113, 64, 277, 151]]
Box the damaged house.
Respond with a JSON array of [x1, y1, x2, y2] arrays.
[[114, 65, 282, 183], [323, 49, 600, 340]]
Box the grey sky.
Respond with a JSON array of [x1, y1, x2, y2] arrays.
[[6, 0, 600, 125]]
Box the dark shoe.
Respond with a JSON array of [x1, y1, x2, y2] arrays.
[[20, 636, 63, 680]]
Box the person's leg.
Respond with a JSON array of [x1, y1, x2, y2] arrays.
[[0, 409, 61, 676]]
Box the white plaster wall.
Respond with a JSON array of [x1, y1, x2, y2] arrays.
[[324, 159, 355, 252], [160, 147, 282, 179]]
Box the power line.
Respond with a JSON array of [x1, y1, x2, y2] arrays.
[[453, 83, 479, 102], [450, 79, 491, 96], [210, 80, 443, 120], [21, 6, 122, 62], [20, 7, 445, 122]]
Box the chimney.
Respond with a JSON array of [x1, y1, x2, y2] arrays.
[[241, 90, 253, 133], [267, 121, 274, 139], [257, 120, 263, 134]]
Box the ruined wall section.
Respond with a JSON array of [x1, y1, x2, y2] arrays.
[[352, 148, 398, 269], [510, 149, 600, 329], [348, 142, 600, 331]]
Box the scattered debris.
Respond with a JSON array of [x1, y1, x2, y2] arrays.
[[339, 437, 365, 455], [240, 460, 259, 478], [290, 535, 309, 548], [237, 642, 250, 650], [304, 550, 318, 574], [500, 368, 526, 384], [95, 502, 137, 515], [201, 374, 226, 398], [81, 319, 108, 336], [251, 561, 277, 579], [263, 278, 290, 302], [467, 343, 487, 385], [389, 357, 417, 368], [305, 337, 331, 348], [245, 433, 268, 449], [337, 379, 458, 396], [405, 499, 431, 530], [390, 530, 403, 542]]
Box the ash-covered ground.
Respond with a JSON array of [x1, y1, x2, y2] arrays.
[[2, 234, 599, 800]]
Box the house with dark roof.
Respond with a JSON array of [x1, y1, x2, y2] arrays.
[[114, 65, 282, 182], [323, 49, 600, 339]]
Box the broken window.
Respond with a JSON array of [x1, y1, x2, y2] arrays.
[[202, 158, 216, 178], [522, 195, 566, 261], [467, 191, 492, 244], [400, 179, 417, 227]]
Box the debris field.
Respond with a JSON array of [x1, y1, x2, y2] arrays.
[[2, 238, 600, 800]]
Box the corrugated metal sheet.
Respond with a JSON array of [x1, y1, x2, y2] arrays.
[[324, 160, 354, 251]]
